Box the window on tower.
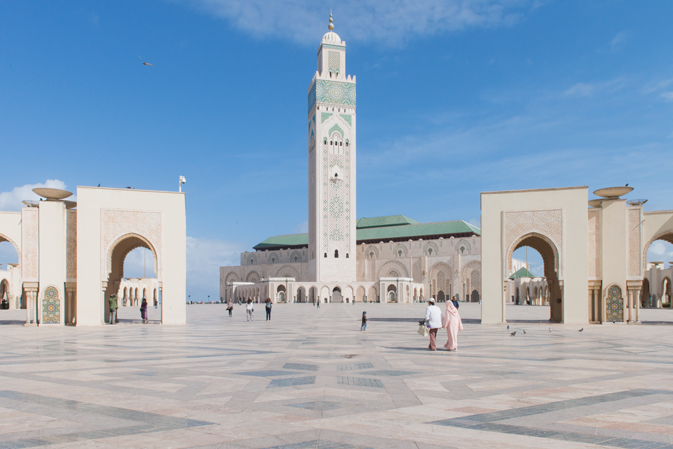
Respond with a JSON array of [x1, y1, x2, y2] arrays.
[[334, 250, 339, 258]]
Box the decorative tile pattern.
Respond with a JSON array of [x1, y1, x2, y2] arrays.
[[337, 377, 383, 388], [283, 363, 319, 371], [329, 123, 344, 138], [309, 80, 356, 113], [42, 286, 60, 324], [286, 401, 342, 411], [321, 112, 333, 123], [606, 284, 624, 322], [320, 43, 345, 51], [236, 370, 300, 378], [340, 114, 351, 126], [268, 376, 316, 388], [338, 362, 374, 371]]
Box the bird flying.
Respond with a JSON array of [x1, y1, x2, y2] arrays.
[[139, 57, 153, 66], [510, 331, 516, 336]]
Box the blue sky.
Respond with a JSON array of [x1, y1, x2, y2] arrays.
[[1, 0, 672, 299]]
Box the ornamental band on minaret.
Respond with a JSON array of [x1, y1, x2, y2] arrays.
[[307, 13, 357, 283]]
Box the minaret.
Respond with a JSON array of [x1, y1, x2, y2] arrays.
[[307, 13, 357, 283]]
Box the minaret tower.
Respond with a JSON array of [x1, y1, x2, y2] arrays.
[[307, 12, 357, 283]]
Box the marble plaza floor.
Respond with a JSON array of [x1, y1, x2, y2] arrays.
[[3, 304, 673, 448]]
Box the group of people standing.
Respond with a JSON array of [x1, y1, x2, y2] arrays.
[[424, 296, 463, 351], [224, 298, 273, 322], [107, 294, 149, 324]]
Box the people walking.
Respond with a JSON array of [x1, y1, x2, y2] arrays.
[[451, 295, 460, 309], [246, 299, 254, 322], [227, 300, 233, 317], [265, 298, 272, 321], [424, 298, 442, 350], [108, 294, 118, 325], [442, 299, 463, 351], [317, 300, 320, 309], [140, 298, 148, 323], [361, 311, 367, 331]]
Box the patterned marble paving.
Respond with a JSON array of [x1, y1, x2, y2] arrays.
[[3, 303, 673, 448]]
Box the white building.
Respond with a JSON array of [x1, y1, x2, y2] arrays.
[[220, 16, 482, 305]]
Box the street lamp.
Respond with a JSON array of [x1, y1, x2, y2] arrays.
[[179, 176, 186, 192]]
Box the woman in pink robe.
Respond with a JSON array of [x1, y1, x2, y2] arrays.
[[442, 301, 463, 351]]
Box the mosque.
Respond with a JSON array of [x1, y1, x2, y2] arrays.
[[219, 16, 483, 305]]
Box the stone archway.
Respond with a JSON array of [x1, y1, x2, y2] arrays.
[[507, 233, 561, 322], [105, 233, 159, 324]]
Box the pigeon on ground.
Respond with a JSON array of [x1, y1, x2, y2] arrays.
[[510, 331, 516, 336], [548, 328, 551, 332], [523, 330, 526, 335], [507, 325, 509, 330], [139, 57, 153, 66], [578, 328, 584, 332]]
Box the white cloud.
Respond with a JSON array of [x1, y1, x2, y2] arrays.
[[183, 0, 538, 46], [0, 180, 72, 211], [661, 92, 673, 102], [122, 248, 156, 279], [649, 241, 673, 262], [293, 220, 308, 233], [186, 236, 243, 301], [610, 31, 630, 50], [564, 79, 625, 98]]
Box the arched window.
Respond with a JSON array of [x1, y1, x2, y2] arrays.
[[324, 252, 327, 258], [294, 256, 298, 262], [249, 259, 254, 265], [346, 253, 349, 258], [334, 250, 339, 258], [398, 250, 402, 257], [369, 252, 374, 259], [428, 248, 433, 255], [271, 258, 275, 263]]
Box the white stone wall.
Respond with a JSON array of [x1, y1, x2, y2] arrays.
[[221, 235, 482, 304]]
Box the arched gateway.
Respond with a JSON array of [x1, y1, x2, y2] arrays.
[[0, 186, 187, 327]]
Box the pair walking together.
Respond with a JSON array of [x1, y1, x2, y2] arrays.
[[423, 296, 463, 351]]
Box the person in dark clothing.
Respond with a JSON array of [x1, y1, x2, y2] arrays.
[[140, 298, 148, 323], [265, 298, 272, 321], [451, 296, 459, 309], [361, 311, 367, 331]]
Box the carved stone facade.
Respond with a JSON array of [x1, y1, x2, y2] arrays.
[[21, 208, 38, 281], [66, 210, 77, 281], [101, 210, 162, 277], [628, 208, 641, 278], [587, 209, 600, 278]]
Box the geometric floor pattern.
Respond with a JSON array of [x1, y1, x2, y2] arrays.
[[3, 303, 673, 448]]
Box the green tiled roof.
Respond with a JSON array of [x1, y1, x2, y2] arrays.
[[356, 215, 419, 229], [253, 217, 480, 250], [509, 267, 536, 279], [253, 234, 309, 250]]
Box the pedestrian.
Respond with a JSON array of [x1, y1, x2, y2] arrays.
[[442, 299, 463, 351], [140, 298, 148, 323], [317, 299, 320, 309], [451, 295, 460, 309], [361, 311, 367, 331], [227, 300, 233, 317], [265, 298, 272, 321], [424, 298, 442, 351], [246, 299, 254, 322], [108, 294, 118, 325]]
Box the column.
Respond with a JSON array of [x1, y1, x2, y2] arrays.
[[635, 288, 641, 323], [626, 288, 633, 323], [101, 281, 108, 325], [588, 288, 593, 322]]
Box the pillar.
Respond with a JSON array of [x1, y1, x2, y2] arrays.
[[101, 281, 108, 325], [65, 282, 77, 325], [635, 288, 641, 323], [23, 283, 38, 326]]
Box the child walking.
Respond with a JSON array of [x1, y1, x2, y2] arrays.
[[361, 311, 367, 331]]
